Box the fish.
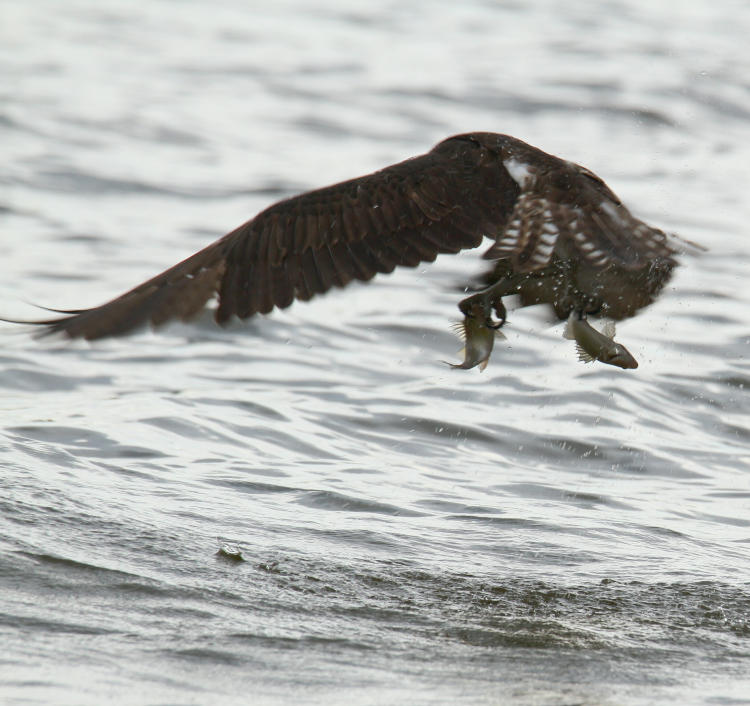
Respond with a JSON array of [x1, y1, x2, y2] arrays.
[[563, 312, 638, 369], [447, 301, 505, 371]]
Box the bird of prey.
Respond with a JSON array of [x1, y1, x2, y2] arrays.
[[13, 132, 682, 368]]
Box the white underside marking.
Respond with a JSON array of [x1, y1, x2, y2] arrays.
[[599, 200, 627, 226], [589, 253, 609, 266], [503, 158, 533, 187]]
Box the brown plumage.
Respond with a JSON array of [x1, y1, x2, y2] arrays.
[[15, 133, 680, 345]]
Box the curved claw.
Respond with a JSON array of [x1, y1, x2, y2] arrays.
[[459, 291, 508, 331], [480, 298, 507, 329], [492, 299, 507, 327]]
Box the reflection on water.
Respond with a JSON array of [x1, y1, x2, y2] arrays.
[[2, 1, 750, 704]]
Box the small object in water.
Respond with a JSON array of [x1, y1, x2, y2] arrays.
[[217, 541, 245, 562], [257, 560, 280, 573], [563, 312, 638, 369], [447, 301, 505, 371]]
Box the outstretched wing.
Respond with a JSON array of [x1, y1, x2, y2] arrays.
[[32, 136, 517, 340], [482, 151, 677, 273]]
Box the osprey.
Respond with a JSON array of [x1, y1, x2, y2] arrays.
[[17, 133, 682, 368]]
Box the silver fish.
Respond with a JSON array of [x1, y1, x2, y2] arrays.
[[447, 302, 505, 371], [563, 313, 638, 369]]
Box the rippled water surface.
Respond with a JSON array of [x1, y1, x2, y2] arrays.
[[2, 1, 750, 704]]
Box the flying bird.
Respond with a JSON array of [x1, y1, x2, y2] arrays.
[[12, 133, 683, 368]]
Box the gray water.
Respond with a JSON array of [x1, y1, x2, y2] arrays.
[[2, 1, 750, 704]]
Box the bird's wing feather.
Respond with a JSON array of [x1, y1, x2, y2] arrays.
[[483, 160, 677, 273], [34, 139, 510, 340]]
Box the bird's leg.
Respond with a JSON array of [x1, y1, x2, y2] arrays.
[[459, 279, 513, 328]]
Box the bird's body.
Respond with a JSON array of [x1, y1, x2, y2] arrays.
[[13, 133, 682, 368]]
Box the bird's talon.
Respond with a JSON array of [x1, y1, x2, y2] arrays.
[[492, 301, 507, 327], [458, 297, 478, 317]]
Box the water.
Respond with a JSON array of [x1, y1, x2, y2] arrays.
[[2, 1, 750, 704]]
